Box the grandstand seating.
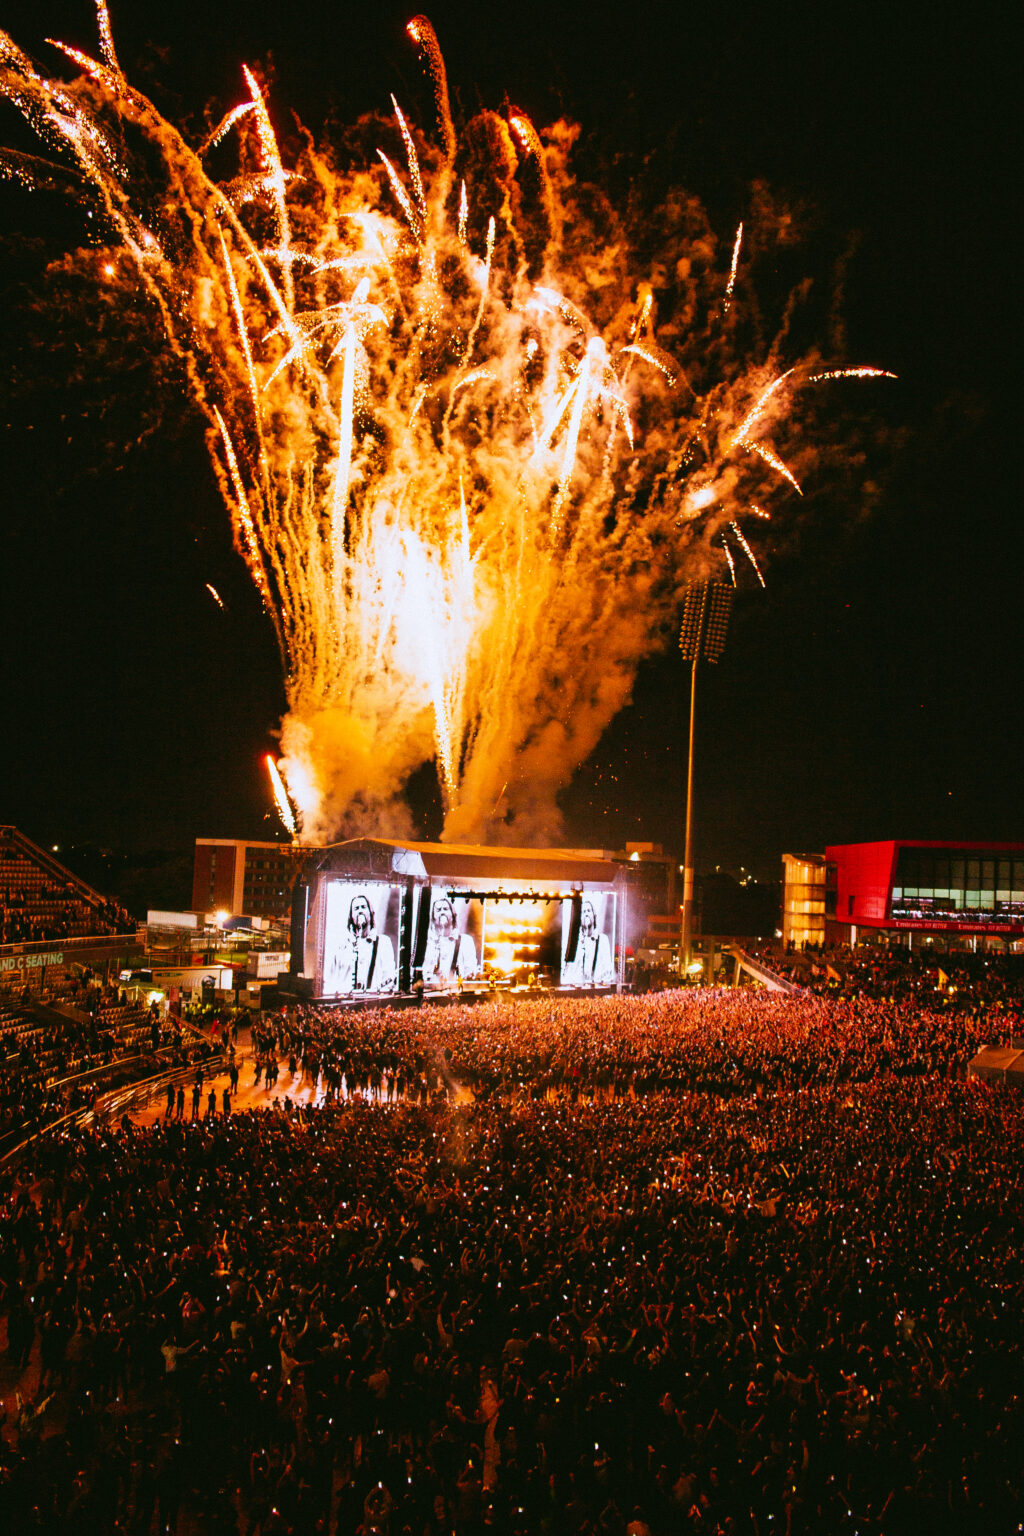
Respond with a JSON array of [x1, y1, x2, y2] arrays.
[[0, 824, 135, 946], [0, 828, 186, 1148], [0, 992, 173, 1147]]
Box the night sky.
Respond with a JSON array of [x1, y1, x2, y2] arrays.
[[0, 0, 1019, 880]]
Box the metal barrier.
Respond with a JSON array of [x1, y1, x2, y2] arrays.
[[45, 1051, 167, 1095], [729, 946, 807, 994], [97, 1060, 216, 1122], [0, 1049, 171, 1158], [0, 931, 141, 962], [95, 1036, 252, 1121], [0, 1040, 247, 1166], [0, 1056, 167, 1164]]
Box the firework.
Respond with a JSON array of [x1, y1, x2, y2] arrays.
[[723, 222, 743, 311], [730, 521, 766, 587], [0, 11, 893, 843], [266, 755, 297, 838]]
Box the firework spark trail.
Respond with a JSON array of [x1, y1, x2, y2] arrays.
[[724, 221, 743, 311], [809, 367, 898, 382], [266, 754, 297, 837], [749, 440, 803, 495], [732, 369, 795, 447], [407, 15, 456, 164], [391, 96, 428, 224], [377, 150, 422, 240], [94, 2, 121, 79], [0, 14, 893, 843], [730, 521, 766, 587]]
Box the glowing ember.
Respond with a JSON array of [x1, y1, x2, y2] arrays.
[[0, 10, 893, 843]]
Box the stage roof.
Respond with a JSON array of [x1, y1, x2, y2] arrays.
[[308, 837, 624, 887]]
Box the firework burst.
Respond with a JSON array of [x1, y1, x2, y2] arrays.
[[0, 8, 893, 842]]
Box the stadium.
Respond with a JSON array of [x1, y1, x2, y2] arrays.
[[0, 3, 1017, 1533]]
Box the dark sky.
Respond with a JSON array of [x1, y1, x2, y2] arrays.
[[0, 0, 1019, 878]]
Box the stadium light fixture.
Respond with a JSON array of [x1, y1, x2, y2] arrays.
[[678, 580, 733, 976]]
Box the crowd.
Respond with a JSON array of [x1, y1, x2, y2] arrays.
[[253, 987, 994, 1107], [763, 944, 1024, 1031], [1, 982, 1020, 1535], [1, 824, 134, 947]]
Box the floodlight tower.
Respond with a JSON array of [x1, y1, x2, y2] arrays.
[[678, 580, 733, 976]]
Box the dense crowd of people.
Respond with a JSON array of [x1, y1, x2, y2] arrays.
[[258, 986, 994, 1107], [2, 974, 1020, 1534], [762, 945, 1024, 1031]]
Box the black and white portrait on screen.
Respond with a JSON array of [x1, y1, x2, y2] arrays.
[[323, 882, 398, 996], [421, 893, 478, 989], [561, 893, 616, 987]]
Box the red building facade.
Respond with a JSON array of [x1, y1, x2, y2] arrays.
[[825, 840, 1024, 946]]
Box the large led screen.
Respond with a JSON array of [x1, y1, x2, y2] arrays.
[[414, 889, 482, 990], [560, 892, 617, 986], [321, 881, 400, 997]]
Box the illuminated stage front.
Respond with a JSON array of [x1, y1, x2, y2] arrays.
[[287, 839, 629, 1001]]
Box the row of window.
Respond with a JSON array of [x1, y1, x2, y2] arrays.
[[893, 887, 1024, 909], [894, 851, 1024, 893]]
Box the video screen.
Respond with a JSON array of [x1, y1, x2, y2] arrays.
[[560, 892, 616, 987], [321, 880, 400, 997], [414, 889, 482, 990]]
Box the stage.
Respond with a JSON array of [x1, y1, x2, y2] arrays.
[[286, 836, 631, 1002]]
